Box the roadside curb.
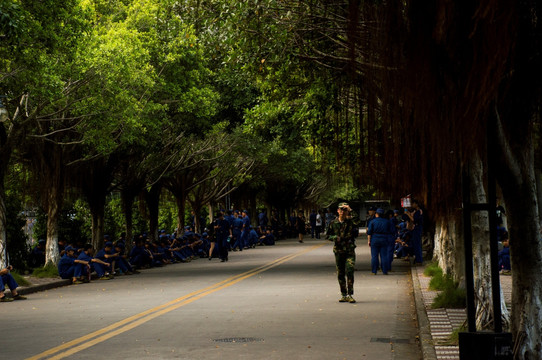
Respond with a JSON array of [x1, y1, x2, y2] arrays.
[[6, 279, 72, 297], [411, 265, 438, 360]]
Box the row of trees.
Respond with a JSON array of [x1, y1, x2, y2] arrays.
[[0, 0, 337, 269]]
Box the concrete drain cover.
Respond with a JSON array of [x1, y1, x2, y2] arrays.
[[371, 337, 410, 344], [213, 337, 264, 343]]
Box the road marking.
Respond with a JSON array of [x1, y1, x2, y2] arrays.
[[27, 243, 325, 360]]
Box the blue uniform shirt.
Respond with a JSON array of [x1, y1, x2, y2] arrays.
[[367, 217, 395, 241], [242, 216, 250, 230], [77, 252, 93, 262], [58, 254, 75, 274]]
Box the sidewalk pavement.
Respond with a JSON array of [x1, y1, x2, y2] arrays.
[[411, 264, 513, 360]]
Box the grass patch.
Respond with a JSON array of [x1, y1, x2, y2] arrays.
[[431, 281, 467, 309], [429, 271, 451, 291], [423, 261, 442, 277], [32, 264, 59, 278], [11, 271, 31, 286], [426, 263, 467, 309]]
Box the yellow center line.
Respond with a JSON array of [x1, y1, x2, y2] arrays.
[[27, 243, 324, 360]]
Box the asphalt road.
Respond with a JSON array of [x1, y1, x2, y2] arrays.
[[1, 237, 422, 360]]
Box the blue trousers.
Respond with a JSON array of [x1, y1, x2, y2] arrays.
[[1, 273, 19, 292], [74, 263, 89, 279], [59, 265, 76, 279], [92, 262, 108, 277], [116, 257, 132, 272], [240, 230, 249, 248], [371, 238, 389, 274]]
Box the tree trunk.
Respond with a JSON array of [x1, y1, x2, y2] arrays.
[[535, 169, 542, 224], [121, 191, 134, 245], [208, 203, 214, 225], [468, 151, 510, 331], [175, 192, 187, 232], [89, 198, 105, 250], [496, 122, 542, 359], [145, 184, 161, 242], [44, 183, 61, 267], [433, 215, 465, 284], [0, 180, 7, 268]]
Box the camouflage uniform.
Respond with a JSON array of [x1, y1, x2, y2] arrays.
[[326, 217, 357, 296]]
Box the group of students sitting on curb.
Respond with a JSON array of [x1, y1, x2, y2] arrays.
[[56, 222, 277, 285]]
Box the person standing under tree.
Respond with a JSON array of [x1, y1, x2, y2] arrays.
[[326, 202, 358, 303]]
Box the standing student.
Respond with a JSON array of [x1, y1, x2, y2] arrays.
[[326, 203, 358, 303], [367, 208, 395, 275]]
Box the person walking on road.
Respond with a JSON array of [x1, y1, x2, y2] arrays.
[[326, 202, 358, 303]]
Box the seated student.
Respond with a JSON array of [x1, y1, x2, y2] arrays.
[[158, 239, 176, 264], [130, 238, 152, 269], [95, 242, 118, 275], [395, 222, 414, 260], [58, 246, 90, 284], [0, 265, 27, 302], [113, 242, 135, 275], [200, 232, 211, 257], [245, 226, 259, 248], [259, 229, 276, 246], [29, 239, 46, 268], [58, 239, 67, 257], [150, 241, 169, 265], [75, 244, 114, 281], [144, 241, 163, 267], [499, 238, 511, 274], [167, 237, 190, 263]]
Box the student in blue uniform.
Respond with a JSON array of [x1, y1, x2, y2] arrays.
[[0, 265, 27, 301], [259, 229, 276, 246], [130, 238, 150, 269], [406, 199, 424, 265], [231, 210, 244, 251], [367, 208, 395, 275], [58, 246, 90, 284], [75, 244, 113, 281], [366, 207, 376, 229], [95, 242, 118, 275], [248, 226, 259, 247], [114, 242, 135, 274], [240, 210, 251, 250], [258, 210, 268, 231], [29, 239, 46, 267], [499, 238, 511, 274]]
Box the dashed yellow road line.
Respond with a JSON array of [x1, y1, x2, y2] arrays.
[[27, 243, 324, 360]]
